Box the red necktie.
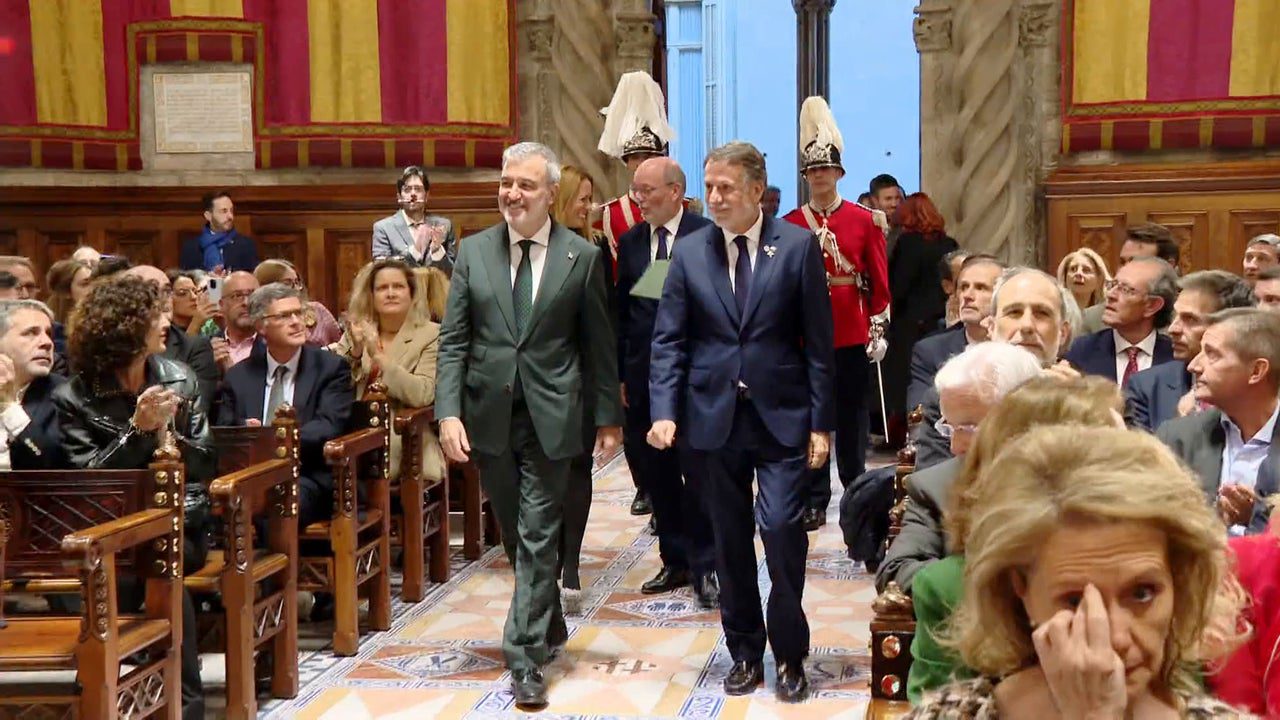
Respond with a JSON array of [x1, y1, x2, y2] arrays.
[[1122, 346, 1140, 384]]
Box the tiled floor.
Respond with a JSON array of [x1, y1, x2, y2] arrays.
[[252, 453, 882, 719]]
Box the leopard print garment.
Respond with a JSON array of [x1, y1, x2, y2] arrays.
[[904, 677, 1257, 719]]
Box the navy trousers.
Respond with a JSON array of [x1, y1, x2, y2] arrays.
[[624, 429, 715, 574], [807, 344, 870, 507], [695, 397, 810, 664]]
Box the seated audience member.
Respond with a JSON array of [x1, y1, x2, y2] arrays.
[[0, 271, 20, 299], [1125, 271, 1255, 432], [1255, 266, 1280, 312], [180, 190, 259, 273], [906, 425, 1247, 718], [328, 258, 445, 490], [0, 256, 40, 300], [1080, 223, 1182, 334], [1212, 502, 1280, 714], [1159, 308, 1280, 534], [44, 258, 92, 325], [169, 269, 217, 336], [51, 275, 212, 719], [371, 165, 456, 274], [1055, 246, 1110, 313], [71, 245, 101, 270], [1064, 257, 1177, 384], [254, 259, 342, 347], [884, 193, 959, 422], [1243, 233, 1280, 287], [216, 283, 354, 530], [413, 266, 449, 323], [0, 299, 66, 469], [938, 249, 970, 329], [907, 376, 1125, 702], [875, 342, 1042, 594], [906, 255, 1003, 414], [219, 270, 261, 368]]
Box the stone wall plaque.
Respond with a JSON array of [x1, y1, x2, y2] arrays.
[[153, 72, 252, 154]]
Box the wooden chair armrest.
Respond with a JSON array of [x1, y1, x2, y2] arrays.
[[208, 458, 296, 500], [393, 405, 435, 435], [324, 428, 385, 464], [60, 507, 175, 564]]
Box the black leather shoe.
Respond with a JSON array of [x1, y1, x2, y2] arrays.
[[775, 661, 809, 703], [309, 593, 335, 623], [645, 516, 657, 535], [630, 491, 652, 515], [723, 660, 764, 695], [512, 668, 548, 709], [802, 508, 826, 532], [693, 572, 720, 609], [641, 566, 690, 594]]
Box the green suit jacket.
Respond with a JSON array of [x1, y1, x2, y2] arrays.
[[907, 554, 971, 703], [436, 220, 623, 460]]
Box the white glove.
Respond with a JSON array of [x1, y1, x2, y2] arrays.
[[867, 337, 888, 363]]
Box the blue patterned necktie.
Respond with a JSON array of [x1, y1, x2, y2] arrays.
[[513, 239, 534, 335], [733, 235, 751, 314]]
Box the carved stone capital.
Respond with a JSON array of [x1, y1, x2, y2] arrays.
[[523, 16, 553, 59], [913, 7, 953, 53], [1019, 1, 1055, 47], [615, 15, 655, 59]]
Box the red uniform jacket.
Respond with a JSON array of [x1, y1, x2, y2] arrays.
[[783, 200, 890, 348], [1210, 532, 1280, 716]]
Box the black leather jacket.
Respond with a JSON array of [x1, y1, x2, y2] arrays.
[[52, 355, 217, 482]]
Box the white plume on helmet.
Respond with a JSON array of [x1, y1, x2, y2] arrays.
[[598, 71, 676, 160]]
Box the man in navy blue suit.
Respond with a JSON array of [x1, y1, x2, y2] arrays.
[[616, 157, 718, 607], [1125, 270, 1255, 431], [1064, 257, 1178, 384], [648, 142, 835, 703]]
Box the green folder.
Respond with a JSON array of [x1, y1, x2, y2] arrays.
[[629, 260, 670, 299]]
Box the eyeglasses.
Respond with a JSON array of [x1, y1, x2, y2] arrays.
[[263, 309, 305, 323], [278, 278, 304, 290], [630, 182, 676, 199], [934, 417, 979, 439], [1103, 279, 1147, 299], [226, 290, 254, 302]]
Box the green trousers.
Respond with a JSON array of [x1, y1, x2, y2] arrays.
[[474, 403, 571, 670]]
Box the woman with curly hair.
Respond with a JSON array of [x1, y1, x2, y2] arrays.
[[51, 273, 214, 718], [253, 258, 342, 346], [328, 257, 445, 486], [44, 258, 91, 325]]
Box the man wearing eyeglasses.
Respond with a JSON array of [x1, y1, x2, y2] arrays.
[[372, 166, 456, 275], [218, 271, 262, 367], [1064, 257, 1177, 384]]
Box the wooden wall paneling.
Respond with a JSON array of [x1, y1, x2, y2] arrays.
[[105, 229, 161, 268], [37, 231, 85, 266], [256, 232, 306, 267], [1145, 211, 1208, 276], [0, 231, 16, 256], [1230, 210, 1280, 266], [326, 230, 374, 315], [306, 228, 327, 312], [1062, 213, 1127, 272]]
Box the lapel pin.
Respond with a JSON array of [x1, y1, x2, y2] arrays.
[[567, 251, 575, 260], [764, 245, 777, 257]]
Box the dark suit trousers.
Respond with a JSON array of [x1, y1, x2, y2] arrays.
[[696, 397, 810, 664], [559, 449, 594, 590], [475, 401, 570, 670], [807, 345, 870, 506], [624, 427, 715, 574]]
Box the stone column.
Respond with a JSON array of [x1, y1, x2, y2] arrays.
[[794, 0, 837, 206], [914, 0, 1061, 264], [606, 0, 659, 196]]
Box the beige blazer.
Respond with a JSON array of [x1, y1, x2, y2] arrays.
[[330, 315, 446, 482]]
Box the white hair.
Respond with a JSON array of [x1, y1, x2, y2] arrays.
[[1250, 233, 1280, 249], [992, 266, 1082, 349], [502, 141, 561, 185], [934, 341, 1043, 406]]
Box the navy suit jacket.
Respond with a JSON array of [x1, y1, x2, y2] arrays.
[[649, 215, 836, 451], [906, 323, 967, 414], [616, 210, 713, 430], [1063, 328, 1175, 383], [215, 344, 353, 488], [10, 373, 67, 470], [1124, 361, 1191, 432], [180, 229, 260, 273]]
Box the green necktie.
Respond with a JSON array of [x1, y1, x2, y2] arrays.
[[513, 239, 534, 335]]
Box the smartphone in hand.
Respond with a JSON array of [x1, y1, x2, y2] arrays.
[[205, 276, 223, 303]]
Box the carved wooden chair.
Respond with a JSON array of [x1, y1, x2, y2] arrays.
[[0, 449, 186, 720], [296, 384, 393, 655], [391, 404, 450, 602], [871, 404, 923, 703], [185, 408, 300, 720], [451, 459, 499, 561]]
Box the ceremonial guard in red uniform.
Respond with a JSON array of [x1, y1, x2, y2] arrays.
[[782, 97, 890, 530]]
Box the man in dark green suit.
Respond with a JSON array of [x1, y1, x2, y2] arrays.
[[436, 141, 623, 709]]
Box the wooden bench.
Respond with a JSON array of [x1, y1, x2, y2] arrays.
[[451, 459, 498, 561], [870, 405, 922, 703], [391, 404, 450, 602], [296, 386, 393, 656], [186, 409, 301, 720], [0, 448, 185, 719]]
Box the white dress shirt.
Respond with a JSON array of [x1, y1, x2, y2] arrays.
[[263, 348, 302, 424], [720, 210, 765, 294], [650, 207, 685, 263], [1112, 329, 1157, 382], [1220, 403, 1280, 534], [0, 390, 32, 471], [508, 216, 553, 301]]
